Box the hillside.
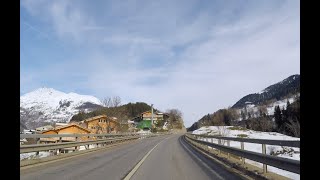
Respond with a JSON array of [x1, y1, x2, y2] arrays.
[[232, 75, 300, 108], [188, 74, 300, 135], [69, 102, 155, 123], [70, 104, 186, 132]]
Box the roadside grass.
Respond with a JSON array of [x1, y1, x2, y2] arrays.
[[228, 126, 248, 131], [236, 134, 248, 138]]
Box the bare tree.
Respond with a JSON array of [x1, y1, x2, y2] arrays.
[[165, 109, 184, 129], [112, 96, 121, 107], [102, 96, 122, 108], [212, 111, 225, 125], [259, 117, 273, 132], [257, 105, 268, 116], [285, 119, 300, 138], [102, 97, 112, 108], [216, 126, 230, 145]]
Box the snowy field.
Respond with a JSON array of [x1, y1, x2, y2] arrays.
[[193, 126, 300, 180]]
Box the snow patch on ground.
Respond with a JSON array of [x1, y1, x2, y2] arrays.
[[20, 151, 52, 160]]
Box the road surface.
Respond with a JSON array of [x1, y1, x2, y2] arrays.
[[20, 134, 242, 180]]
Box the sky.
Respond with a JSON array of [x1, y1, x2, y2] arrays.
[[20, 0, 300, 127]]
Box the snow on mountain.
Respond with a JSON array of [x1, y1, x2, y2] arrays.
[[232, 75, 300, 108], [20, 87, 102, 109], [266, 97, 296, 115], [20, 87, 103, 128], [233, 94, 299, 121], [193, 126, 300, 180]]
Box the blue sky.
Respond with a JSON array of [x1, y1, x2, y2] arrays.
[[20, 0, 300, 127]]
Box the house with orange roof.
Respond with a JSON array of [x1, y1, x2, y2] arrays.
[[78, 115, 120, 134], [41, 124, 91, 142]]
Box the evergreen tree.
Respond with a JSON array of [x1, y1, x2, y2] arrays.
[[274, 105, 282, 129], [281, 107, 288, 132]]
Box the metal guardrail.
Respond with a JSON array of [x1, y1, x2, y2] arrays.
[[20, 132, 142, 139], [20, 137, 137, 153], [184, 133, 300, 174], [192, 134, 300, 148], [20, 133, 168, 154]]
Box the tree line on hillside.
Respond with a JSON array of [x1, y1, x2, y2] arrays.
[[188, 108, 240, 131], [243, 97, 300, 137], [70, 98, 185, 131], [274, 96, 300, 137], [188, 96, 300, 138], [70, 101, 154, 123], [232, 75, 300, 108]]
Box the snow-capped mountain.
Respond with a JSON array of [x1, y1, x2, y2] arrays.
[[20, 87, 103, 129]]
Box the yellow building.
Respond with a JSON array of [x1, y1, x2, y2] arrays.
[[41, 124, 91, 142], [79, 115, 120, 134]]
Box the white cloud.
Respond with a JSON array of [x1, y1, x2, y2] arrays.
[[21, 0, 300, 127]]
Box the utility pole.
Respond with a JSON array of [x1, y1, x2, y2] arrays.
[[151, 104, 154, 127]]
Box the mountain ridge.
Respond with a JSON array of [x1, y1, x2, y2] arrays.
[[20, 87, 103, 130], [188, 74, 300, 131], [232, 74, 300, 108]]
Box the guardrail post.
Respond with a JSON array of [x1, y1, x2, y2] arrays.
[[36, 138, 40, 156], [218, 139, 221, 154], [205, 138, 209, 151], [75, 136, 78, 152], [58, 137, 62, 154], [86, 136, 90, 149], [241, 142, 245, 164], [262, 144, 267, 173], [227, 140, 230, 159]]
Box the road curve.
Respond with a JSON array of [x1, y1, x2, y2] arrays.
[[130, 135, 242, 180], [21, 134, 242, 180]]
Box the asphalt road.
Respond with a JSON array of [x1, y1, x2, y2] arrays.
[[20, 134, 242, 180]]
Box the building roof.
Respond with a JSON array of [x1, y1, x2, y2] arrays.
[[56, 122, 69, 126], [42, 124, 91, 134], [82, 115, 120, 125], [35, 125, 54, 130], [41, 129, 58, 134], [141, 110, 167, 116], [141, 110, 152, 115], [83, 115, 107, 122]]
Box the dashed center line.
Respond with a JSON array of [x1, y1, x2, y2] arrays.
[[123, 136, 171, 180]]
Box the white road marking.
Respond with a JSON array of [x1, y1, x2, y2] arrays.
[[124, 136, 171, 180]]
